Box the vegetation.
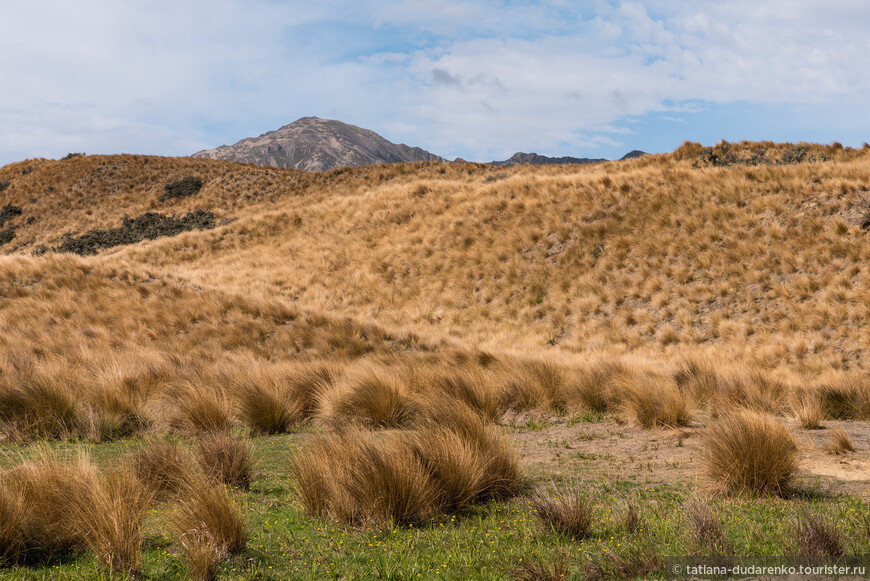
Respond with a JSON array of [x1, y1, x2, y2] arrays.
[[0, 141, 869, 578]]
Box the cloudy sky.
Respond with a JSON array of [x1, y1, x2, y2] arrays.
[[1, 1, 869, 165]]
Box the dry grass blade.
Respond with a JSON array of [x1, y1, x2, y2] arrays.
[[701, 410, 799, 494]]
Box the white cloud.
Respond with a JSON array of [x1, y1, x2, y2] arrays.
[[0, 0, 869, 164]]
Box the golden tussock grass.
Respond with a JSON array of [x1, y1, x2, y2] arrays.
[[0, 450, 153, 577], [826, 426, 856, 454], [701, 410, 800, 495], [531, 490, 594, 540], [292, 402, 522, 527], [170, 472, 248, 581], [194, 432, 255, 490]]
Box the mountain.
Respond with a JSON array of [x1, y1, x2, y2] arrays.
[[490, 152, 608, 166], [490, 150, 647, 166], [192, 117, 444, 171]]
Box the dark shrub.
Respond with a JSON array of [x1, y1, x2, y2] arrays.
[[161, 177, 204, 202]]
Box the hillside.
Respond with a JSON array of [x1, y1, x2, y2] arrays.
[[4, 140, 870, 580], [192, 116, 444, 171], [2, 141, 869, 375]]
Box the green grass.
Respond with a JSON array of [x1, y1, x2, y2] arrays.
[[1, 428, 869, 580]]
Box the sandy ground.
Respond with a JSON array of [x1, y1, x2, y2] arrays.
[[506, 413, 870, 498]]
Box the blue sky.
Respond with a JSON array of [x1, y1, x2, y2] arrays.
[[1, 1, 869, 166]]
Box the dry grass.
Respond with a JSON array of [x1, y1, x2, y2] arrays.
[[320, 364, 420, 429], [684, 497, 732, 556], [701, 410, 799, 494], [194, 432, 255, 490], [531, 490, 593, 540], [130, 438, 195, 500], [171, 473, 247, 579], [292, 404, 522, 527], [512, 555, 571, 581], [619, 373, 693, 428], [793, 390, 825, 429], [0, 450, 154, 577], [826, 426, 856, 454], [796, 512, 845, 557]]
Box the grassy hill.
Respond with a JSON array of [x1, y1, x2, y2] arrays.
[[2, 142, 870, 579]]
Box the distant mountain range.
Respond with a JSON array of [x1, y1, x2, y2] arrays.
[[193, 117, 646, 171]]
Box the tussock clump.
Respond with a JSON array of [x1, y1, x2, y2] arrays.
[[293, 405, 522, 526], [793, 389, 824, 429], [584, 540, 661, 581], [498, 359, 566, 413], [512, 555, 571, 581], [0, 363, 81, 440], [0, 451, 153, 577], [826, 426, 855, 454], [67, 466, 155, 578], [171, 473, 247, 581], [817, 372, 870, 420], [168, 380, 233, 433], [531, 490, 593, 540], [420, 399, 523, 500], [566, 359, 630, 413], [684, 497, 732, 556], [194, 432, 255, 490], [619, 374, 693, 428], [293, 430, 439, 526], [796, 512, 844, 557], [230, 364, 303, 434], [701, 410, 799, 494], [321, 365, 419, 429], [430, 368, 500, 421], [130, 438, 195, 500]]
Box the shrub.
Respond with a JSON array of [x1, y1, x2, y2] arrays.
[[701, 410, 799, 494], [194, 432, 255, 490], [531, 490, 593, 540], [161, 176, 204, 202]]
